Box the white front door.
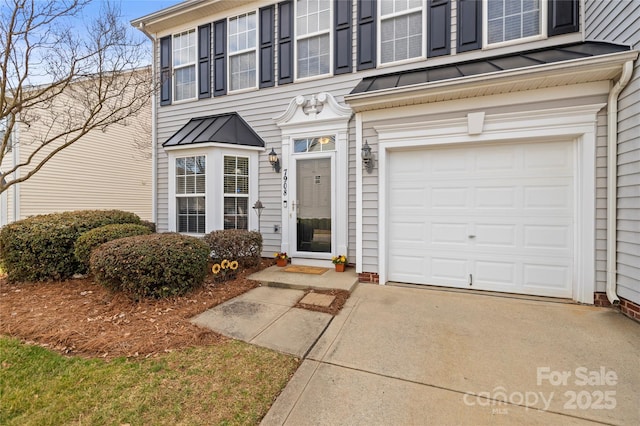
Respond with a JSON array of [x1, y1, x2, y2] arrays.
[[289, 154, 334, 259], [387, 140, 575, 298]]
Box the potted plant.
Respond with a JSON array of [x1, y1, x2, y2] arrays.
[[332, 255, 347, 272], [274, 252, 288, 267]]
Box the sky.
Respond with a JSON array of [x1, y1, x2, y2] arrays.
[[80, 0, 184, 24]]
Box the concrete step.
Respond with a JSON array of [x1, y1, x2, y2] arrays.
[[248, 265, 358, 292]]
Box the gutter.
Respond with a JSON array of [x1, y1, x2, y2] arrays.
[[606, 60, 634, 305], [136, 22, 158, 224]]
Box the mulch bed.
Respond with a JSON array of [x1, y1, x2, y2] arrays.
[[0, 260, 351, 360]]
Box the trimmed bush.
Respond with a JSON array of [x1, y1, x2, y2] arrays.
[[140, 220, 156, 233], [0, 210, 141, 282], [203, 230, 263, 267], [74, 224, 152, 269], [90, 233, 210, 299]]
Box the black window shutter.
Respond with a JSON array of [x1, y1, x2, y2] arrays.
[[457, 0, 482, 52], [160, 35, 172, 105], [427, 0, 450, 57], [259, 5, 275, 88], [198, 24, 211, 99], [334, 0, 352, 75], [548, 0, 579, 36], [213, 19, 227, 96], [278, 1, 294, 84], [357, 0, 376, 70]]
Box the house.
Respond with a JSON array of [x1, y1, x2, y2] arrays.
[[132, 0, 640, 318], [0, 69, 153, 224]]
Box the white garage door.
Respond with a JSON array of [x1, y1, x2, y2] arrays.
[[387, 140, 574, 298]]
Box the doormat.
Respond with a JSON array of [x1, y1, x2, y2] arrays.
[[283, 265, 329, 275]]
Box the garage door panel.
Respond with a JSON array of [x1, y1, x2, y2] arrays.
[[431, 187, 469, 208], [523, 185, 573, 210], [523, 263, 572, 291], [475, 224, 517, 247], [431, 257, 469, 284], [388, 141, 575, 299], [389, 221, 426, 243], [431, 222, 469, 244], [475, 186, 517, 208], [474, 260, 517, 286], [523, 225, 572, 250]]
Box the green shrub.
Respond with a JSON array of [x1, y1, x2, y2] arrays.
[[0, 210, 141, 282], [203, 230, 263, 267], [74, 223, 152, 270], [90, 233, 210, 299], [140, 220, 156, 233]]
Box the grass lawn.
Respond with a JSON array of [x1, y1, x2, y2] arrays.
[[0, 337, 299, 425]]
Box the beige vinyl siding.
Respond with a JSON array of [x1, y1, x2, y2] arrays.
[[586, 0, 640, 304], [12, 76, 152, 222]]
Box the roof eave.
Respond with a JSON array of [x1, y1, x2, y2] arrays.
[[345, 50, 639, 112]]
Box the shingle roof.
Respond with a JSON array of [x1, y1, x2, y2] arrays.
[[163, 112, 265, 148], [350, 42, 631, 95]]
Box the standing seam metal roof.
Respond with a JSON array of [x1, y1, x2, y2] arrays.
[[350, 42, 631, 95]]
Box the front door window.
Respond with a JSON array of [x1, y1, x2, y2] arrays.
[[296, 157, 331, 253]]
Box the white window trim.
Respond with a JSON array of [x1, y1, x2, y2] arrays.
[[170, 152, 207, 236], [222, 154, 251, 230], [377, 1, 426, 66], [168, 147, 260, 235], [372, 104, 604, 304], [482, 0, 548, 49], [172, 29, 198, 102], [294, 0, 333, 82], [228, 11, 259, 93]]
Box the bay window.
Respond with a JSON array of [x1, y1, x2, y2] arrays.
[[176, 155, 206, 233], [223, 156, 249, 230]]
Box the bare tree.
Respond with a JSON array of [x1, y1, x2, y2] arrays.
[[0, 0, 153, 193]]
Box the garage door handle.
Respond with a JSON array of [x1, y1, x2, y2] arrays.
[[468, 235, 476, 239]]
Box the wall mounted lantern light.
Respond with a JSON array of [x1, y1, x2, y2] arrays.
[[362, 140, 374, 174], [268, 148, 281, 172]]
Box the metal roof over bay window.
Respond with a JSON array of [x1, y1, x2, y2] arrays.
[[163, 112, 265, 149]]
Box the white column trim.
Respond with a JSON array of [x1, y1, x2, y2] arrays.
[[355, 112, 363, 272]]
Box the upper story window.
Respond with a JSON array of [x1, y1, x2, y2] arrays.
[[296, 0, 331, 79], [379, 0, 424, 64], [229, 12, 257, 91], [486, 0, 542, 45], [173, 29, 197, 101]]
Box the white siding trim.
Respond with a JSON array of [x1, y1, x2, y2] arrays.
[[376, 104, 604, 304], [355, 112, 363, 272]]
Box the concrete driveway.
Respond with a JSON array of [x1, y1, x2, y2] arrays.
[[262, 284, 640, 425]]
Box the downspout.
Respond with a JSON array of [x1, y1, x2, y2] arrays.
[[137, 23, 158, 224], [605, 60, 634, 305]]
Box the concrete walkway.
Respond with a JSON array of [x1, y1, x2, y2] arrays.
[[191, 286, 333, 357], [262, 284, 640, 425]]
